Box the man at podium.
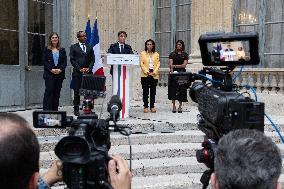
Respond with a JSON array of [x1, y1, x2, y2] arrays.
[[107, 31, 133, 75]]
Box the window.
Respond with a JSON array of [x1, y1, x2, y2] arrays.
[[175, 0, 191, 55], [155, 0, 171, 68], [0, 0, 19, 65], [235, 0, 284, 68], [264, 0, 284, 68], [154, 0, 191, 68], [236, 0, 259, 32], [28, 0, 53, 66]]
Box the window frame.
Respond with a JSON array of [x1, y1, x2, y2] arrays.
[[153, 0, 192, 68]]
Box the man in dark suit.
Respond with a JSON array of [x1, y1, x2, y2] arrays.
[[108, 31, 133, 75], [70, 31, 95, 116], [225, 44, 234, 51]]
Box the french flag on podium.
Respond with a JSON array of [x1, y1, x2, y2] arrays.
[[90, 18, 105, 76]]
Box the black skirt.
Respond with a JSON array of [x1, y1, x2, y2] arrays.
[[168, 73, 188, 102]]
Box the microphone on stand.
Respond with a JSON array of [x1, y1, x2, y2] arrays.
[[107, 95, 122, 123]]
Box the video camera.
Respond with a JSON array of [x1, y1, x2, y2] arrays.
[[170, 32, 264, 189], [33, 75, 131, 189]]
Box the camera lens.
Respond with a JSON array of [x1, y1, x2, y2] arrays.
[[196, 148, 209, 164], [196, 147, 215, 169]]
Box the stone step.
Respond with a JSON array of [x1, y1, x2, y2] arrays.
[[38, 130, 284, 152], [41, 156, 207, 176], [40, 142, 284, 169], [38, 130, 205, 152], [33, 119, 284, 137], [132, 173, 284, 189], [41, 142, 284, 159], [45, 173, 203, 189], [45, 173, 284, 189], [40, 155, 284, 177], [133, 174, 284, 189], [40, 143, 201, 165]]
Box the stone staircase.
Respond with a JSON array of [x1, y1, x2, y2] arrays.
[[37, 120, 284, 189]]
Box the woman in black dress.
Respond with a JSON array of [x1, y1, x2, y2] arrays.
[[168, 40, 189, 113]]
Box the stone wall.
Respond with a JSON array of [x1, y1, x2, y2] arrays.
[[190, 0, 233, 57], [69, 0, 153, 101], [69, 0, 235, 102]]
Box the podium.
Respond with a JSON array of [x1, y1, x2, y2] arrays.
[[106, 54, 139, 119]]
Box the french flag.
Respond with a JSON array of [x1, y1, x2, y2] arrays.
[[91, 18, 105, 76]]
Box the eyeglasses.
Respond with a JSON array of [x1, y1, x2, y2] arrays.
[[147, 44, 153, 46]]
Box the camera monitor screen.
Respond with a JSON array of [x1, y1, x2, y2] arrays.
[[33, 111, 66, 128], [81, 74, 106, 92], [199, 32, 259, 66], [207, 41, 250, 63]]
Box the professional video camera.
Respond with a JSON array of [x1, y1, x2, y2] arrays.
[[170, 32, 265, 189], [33, 75, 131, 189]]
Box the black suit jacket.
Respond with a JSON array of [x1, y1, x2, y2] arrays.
[[42, 47, 67, 80], [108, 43, 133, 75], [69, 43, 95, 78], [225, 48, 234, 52]]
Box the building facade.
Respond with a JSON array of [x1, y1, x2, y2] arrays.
[[0, 0, 283, 110]]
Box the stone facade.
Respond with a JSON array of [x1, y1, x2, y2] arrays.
[[69, 0, 235, 101], [69, 0, 153, 101], [191, 0, 233, 57]]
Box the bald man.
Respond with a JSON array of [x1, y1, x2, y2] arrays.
[[0, 113, 131, 189]]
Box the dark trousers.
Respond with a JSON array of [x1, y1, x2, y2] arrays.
[[141, 76, 158, 108], [72, 76, 82, 109], [43, 77, 63, 110]]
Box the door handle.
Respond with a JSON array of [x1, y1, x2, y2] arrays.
[[25, 65, 31, 71]]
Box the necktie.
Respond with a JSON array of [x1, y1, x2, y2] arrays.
[[82, 43, 86, 52], [120, 44, 124, 53]]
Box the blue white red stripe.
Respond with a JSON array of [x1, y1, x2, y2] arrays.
[[113, 65, 129, 119]]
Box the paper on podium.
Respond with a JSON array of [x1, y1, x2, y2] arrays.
[[106, 54, 139, 65]]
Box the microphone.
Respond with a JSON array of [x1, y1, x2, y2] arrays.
[[107, 95, 122, 122]]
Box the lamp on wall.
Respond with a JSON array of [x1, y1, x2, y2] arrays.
[[238, 12, 257, 24]]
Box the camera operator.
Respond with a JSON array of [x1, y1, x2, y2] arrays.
[[108, 155, 132, 189], [0, 113, 62, 189], [0, 113, 131, 189], [211, 129, 282, 189]]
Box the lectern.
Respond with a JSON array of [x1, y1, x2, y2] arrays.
[[106, 54, 139, 119]]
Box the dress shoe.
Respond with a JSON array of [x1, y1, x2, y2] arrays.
[[144, 108, 149, 113], [172, 106, 176, 113], [150, 108, 157, 113], [74, 109, 80, 116]]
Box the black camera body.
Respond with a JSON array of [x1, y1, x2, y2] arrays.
[[55, 114, 112, 189], [170, 32, 264, 188], [191, 81, 264, 140], [34, 95, 122, 189], [33, 74, 125, 189]]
